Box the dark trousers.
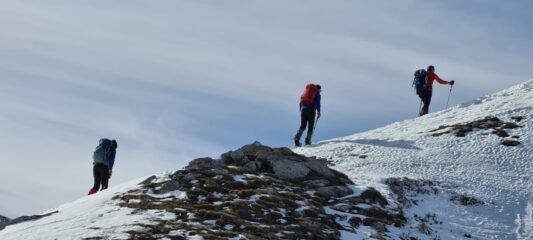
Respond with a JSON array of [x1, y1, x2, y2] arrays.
[[92, 164, 110, 191], [418, 90, 432, 116], [295, 108, 316, 144]]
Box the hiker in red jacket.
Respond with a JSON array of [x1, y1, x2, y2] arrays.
[[419, 65, 454, 116]]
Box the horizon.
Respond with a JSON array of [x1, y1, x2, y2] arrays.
[[1, 0, 532, 217]]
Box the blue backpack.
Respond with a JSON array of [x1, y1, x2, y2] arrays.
[[93, 139, 113, 166], [413, 69, 427, 92]]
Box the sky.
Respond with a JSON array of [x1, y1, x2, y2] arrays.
[[0, 0, 532, 217]]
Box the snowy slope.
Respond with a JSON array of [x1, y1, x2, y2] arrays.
[[295, 80, 533, 240], [0, 177, 159, 239], [0, 81, 531, 240]]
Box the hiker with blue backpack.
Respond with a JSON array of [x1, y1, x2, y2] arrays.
[[294, 84, 321, 147], [413, 65, 455, 116], [88, 139, 118, 195]]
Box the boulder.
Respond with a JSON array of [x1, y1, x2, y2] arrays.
[[501, 139, 520, 147], [271, 159, 310, 179], [186, 157, 224, 170], [360, 188, 388, 206], [316, 185, 353, 199], [244, 161, 258, 172], [304, 157, 334, 177]]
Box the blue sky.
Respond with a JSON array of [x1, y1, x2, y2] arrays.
[[0, 0, 532, 217]]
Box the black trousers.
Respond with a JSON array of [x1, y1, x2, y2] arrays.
[[295, 108, 316, 144], [418, 90, 432, 116], [93, 164, 110, 191]]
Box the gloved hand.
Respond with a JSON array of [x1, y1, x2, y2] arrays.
[[449, 80, 455, 86]]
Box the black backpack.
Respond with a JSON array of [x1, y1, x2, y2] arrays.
[[93, 139, 113, 166], [413, 69, 427, 92]]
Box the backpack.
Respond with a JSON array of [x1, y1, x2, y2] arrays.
[[300, 84, 319, 106], [93, 138, 113, 166], [413, 69, 427, 92]]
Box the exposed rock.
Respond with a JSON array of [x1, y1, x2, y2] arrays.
[[271, 159, 310, 179], [0, 215, 9, 224], [186, 157, 224, 170], [316, 185, 353, 199], [492, 129, 509, 137], [304, 157, 334, 177], [431, 116, 523, 141], [243, 161, 258, 172], [360, 188, 388, 207], [140, 175, 157, 185], [500, 122, 519, 129], [450, 194, 484, 206], [0, 211, 58, 231], [115, 142, 408, 240], [501, 139, 520, 147], [304, 179, 331, 188]]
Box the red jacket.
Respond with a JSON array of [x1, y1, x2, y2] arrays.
[[426, 72, 448, 91]]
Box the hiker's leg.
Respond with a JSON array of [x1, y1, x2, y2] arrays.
[[424, 92, 433, 114], [417, 91, 425, 116], [294, 110, 308, 143], [101, 169, 110, 190], [421, 91, 431, 115], [305, 110, 316, 145], [89, 165, 101, 195]]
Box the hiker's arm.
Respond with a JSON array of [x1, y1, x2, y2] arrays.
[[108, 151, 116, 170], [434, 74, 449, 85]]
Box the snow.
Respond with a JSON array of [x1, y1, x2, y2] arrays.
[[233, 175, 248, 184], [147, 190, 187, 199], [0, 177, 152, 240], [295, 79, 533, 240]]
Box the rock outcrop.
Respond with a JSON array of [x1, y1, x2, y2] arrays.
[[117, 142, 406, 240], [0, 212, 57, 231], [430, 116, 523, 146], [0, 215, 9, 224]]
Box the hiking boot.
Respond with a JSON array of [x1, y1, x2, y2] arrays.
[[294, 139, 302, 147], [304, 141, 312, 146]]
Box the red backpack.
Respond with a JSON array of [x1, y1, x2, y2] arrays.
[[300, 84, 318, 106]]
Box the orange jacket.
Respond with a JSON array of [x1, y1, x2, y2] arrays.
[[427, 72, 448, 91]]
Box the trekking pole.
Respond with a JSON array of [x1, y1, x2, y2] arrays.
[[446, 85, 453, 109], [314, 115, 320, 132]]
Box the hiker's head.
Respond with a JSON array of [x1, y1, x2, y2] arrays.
[[427, 65, 435, 73], [111, 140, 118, 149], [316, 84, 322, 92]]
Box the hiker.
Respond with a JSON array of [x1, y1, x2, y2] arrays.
[[88, 139, 117, 195], [415, 65, 454, 116], [294, 84, 321, 146]]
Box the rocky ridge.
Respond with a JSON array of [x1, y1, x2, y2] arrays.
[[0, 215, 9, 224], [0, 212, 57, 231], [114, 142, 407, 240], [99, 142, 483, 240]]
